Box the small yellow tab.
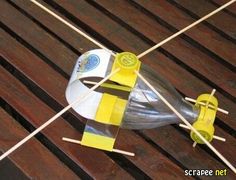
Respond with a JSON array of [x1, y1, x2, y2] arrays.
[[81, 132, 115, 151], [101, 83, 132, 92], [190, 94, 218, 144], [110, 52, 141, 88]]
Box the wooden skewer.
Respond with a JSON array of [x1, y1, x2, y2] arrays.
[[62, 137, 135, 156], [185, 97, 229, 114], [212, 135, 227, 142], [137, 0, 236, 58], [83, 80, 151, 93], [203, 89, 216, 117], [179, 124, 226, 142], [193, 142, 197, 148], [112, 149, 135, 157], [83, 80, 99, 85], [0, 69, 120, 161], [30, 0, 115, 56], [205, 89, 216, 108], [135, 71, 236, 173], [62, 137, 81, 144]]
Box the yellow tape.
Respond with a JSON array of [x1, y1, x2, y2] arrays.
[[95, 93, 117, 124], [101, 83, 132, 92], [81, 93, 127, 151], [95, 93, 127, 126], [110, 98, 127, 126], [81, 132, 115, 151]]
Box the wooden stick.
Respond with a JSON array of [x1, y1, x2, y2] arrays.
[[62, 137, 81, 144], [203, 89, 216, 118], [112, 149, 135, 157], [0, 69, 120, 161], [185, 97, 229, 114], [212, 135, 227, 142], [193, 142, 197, 148], [205, 89, 216, 108], [30, 0, 115, 56], [137, 0, 236, 58], [135, 71, 236, 173], [83, 80, 150, 92], [62, 137, 135, 156], [83, 80, 98, 85], [179, 124, 226, 142]]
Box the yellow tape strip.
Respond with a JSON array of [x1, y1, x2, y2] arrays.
[[110, 98, 127, 126], [95, 93, 117, 124], [101, 83, 132, 92], [95, 93, 127, 126], [81, 90, 128, 151], [81, 132, 115, 151]]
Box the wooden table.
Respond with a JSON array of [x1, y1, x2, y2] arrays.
[[1, 0, 235, 179]]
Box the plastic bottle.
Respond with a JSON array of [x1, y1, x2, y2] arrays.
[[66, 49, 218, 143]]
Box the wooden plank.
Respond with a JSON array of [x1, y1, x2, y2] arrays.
[[171, 0, 236, 40], [0, 30, 190, 179], [8, 0, 97, 54], [0, 1, 235, 176], [92, 0, 236, 99], [0, 108, 79, 179], [133, 0, 236, 66], [42, 0, 236, 129], [1, 0, 77, 77], [0, 154, 29, 180]]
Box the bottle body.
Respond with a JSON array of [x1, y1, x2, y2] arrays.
[[122, 64, 199, 129]]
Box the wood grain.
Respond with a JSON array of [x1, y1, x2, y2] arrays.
[[172, 0, 236, 39], [1, 0, 235, 178], [0, 108, 79, 179]]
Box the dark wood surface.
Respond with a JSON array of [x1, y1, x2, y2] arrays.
[[0, 0, 235, 179]]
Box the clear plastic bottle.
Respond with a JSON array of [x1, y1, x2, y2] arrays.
[[66, 49, 199, 130]]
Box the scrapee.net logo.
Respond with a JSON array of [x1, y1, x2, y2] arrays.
[[184, 169, 227, 177]]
